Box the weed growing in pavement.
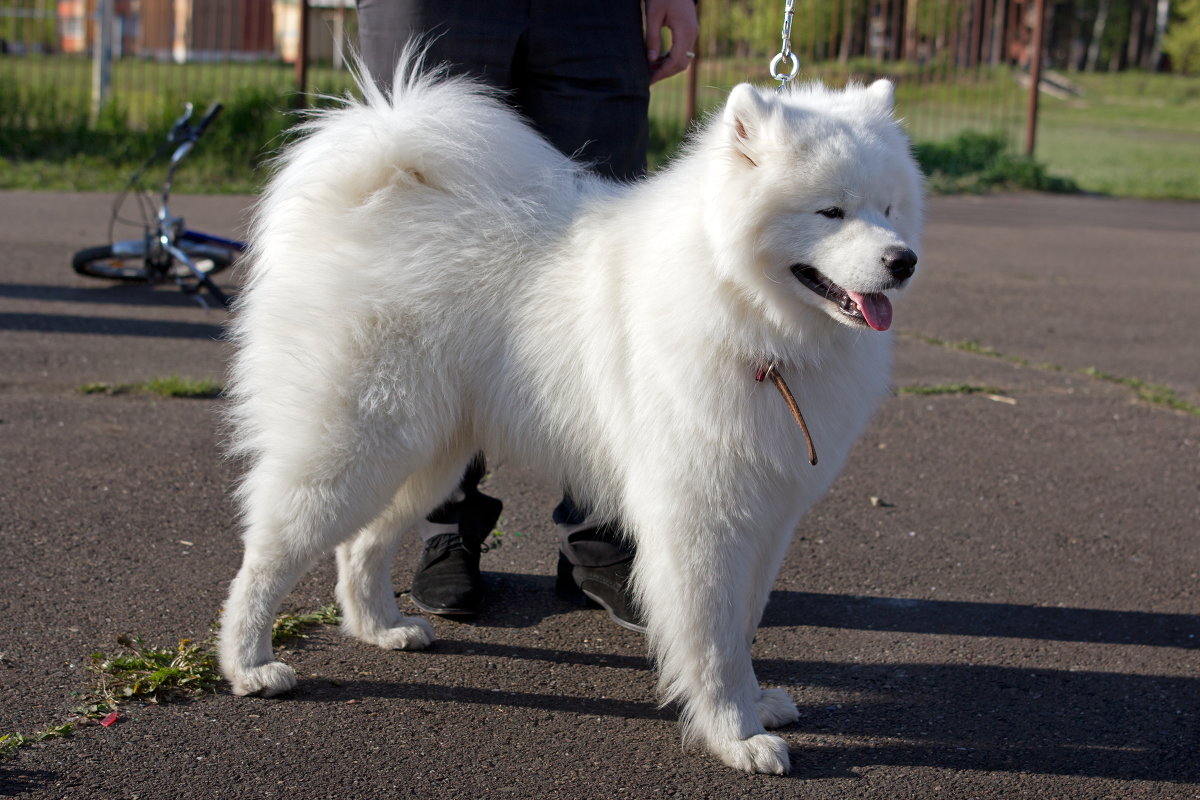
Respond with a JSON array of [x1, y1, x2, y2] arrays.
[[1, 604, 344, 759], [0, 724, 74, 758], [83, 635, 220, 716], [913, 335, 1030, 366], [272, 603, 343, 645], [484, 521, 527, 552], [910, 334, 1199, 416], [79, 375, 223, 398], [899, 383, 1008, 397], [1079, 368, 1200, 417]]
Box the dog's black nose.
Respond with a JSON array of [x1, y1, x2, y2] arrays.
[[882, 246, 918, 281]]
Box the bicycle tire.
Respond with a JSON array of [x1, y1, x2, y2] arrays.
[[170, 238, 239, 279], [71, 244, 150, 282]]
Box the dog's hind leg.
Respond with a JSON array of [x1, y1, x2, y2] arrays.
[[335, 453, 471, 649], [220, 447, 439, 697], [629, 499, 791, 775]]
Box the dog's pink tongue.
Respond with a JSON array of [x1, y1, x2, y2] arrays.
[[846, 290, 893, 332]]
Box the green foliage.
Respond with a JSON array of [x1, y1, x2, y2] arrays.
[[272, 603, 342, 645], [0, 73, 303, 192], [2, 57, 1197, 197], [85, 635, 220, 715], [913, 335, 1199, 416], [1079, 368, 1200, 416], [0, 0, 56, 48], [483, 521, 526, 552], [899, 383, 1007, 396], [141, 376, 225, 398], [79, 376, 224, 398], [0, 724, 74, 758], [913, 131, 1079, 194], [1166, 0, 1200, 74]]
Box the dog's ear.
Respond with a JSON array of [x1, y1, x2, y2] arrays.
[[723, 83, 772, 167], [864, 79, 896, 114]]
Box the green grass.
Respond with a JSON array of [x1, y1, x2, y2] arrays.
[[272, 603, 342, 645], [912, 334, 1200, 417], [83, 635, 221, 716], [898, 382, 1008, 396], [1, 55, 1197, 198], [1, 603, 344, 759], [1079, 367, 1200, 416], [1035, 72, 1200, 200], [80, 375, 223, 398], [914, 131, 1078, 194], [0, 724, 74, 758]]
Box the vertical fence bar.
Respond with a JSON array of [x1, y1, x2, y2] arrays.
[[685, 48, 698, 125], [91, 0, 113, 120], [295, 0, 310, 105], [1024, 0, 1045, 155]]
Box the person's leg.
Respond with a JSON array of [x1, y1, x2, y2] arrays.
[[553, 494, 644, 632], [520, 0, 650, 180], [356, 0, 524, 95], [520, 0, 651, 630], [408, 455, 503, 615], [355, 1, 525, 615]]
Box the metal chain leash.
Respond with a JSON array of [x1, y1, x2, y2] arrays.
[[769, 0, 800, 92]]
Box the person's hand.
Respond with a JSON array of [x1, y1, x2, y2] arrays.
[[645, 0, 699, 84]]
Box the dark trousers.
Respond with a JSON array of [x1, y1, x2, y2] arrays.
[[356, 0, 650, 181], [356, 0, 646, 559]]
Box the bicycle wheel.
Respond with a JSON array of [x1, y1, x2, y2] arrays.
[[167, 239, 239, 280], [71, 243, 150, 282]]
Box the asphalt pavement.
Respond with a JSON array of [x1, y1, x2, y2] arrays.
[[1, 190, 1197, 799]]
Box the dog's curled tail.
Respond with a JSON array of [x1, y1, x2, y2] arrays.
[[252, 44, 572, 248]]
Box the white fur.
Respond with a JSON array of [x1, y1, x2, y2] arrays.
[[219, 55, 923, 775]]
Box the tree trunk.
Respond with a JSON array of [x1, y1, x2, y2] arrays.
[[1086, 0, 1111, 72], [1148, 0, 1169, 71], [1125, 0, 1144, 67]]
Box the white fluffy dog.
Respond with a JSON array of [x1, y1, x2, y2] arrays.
[[220, 56, 923, 775]]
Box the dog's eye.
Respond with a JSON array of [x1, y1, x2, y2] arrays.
[[885, 205, 892, 217], [817, 207, 844, 220]]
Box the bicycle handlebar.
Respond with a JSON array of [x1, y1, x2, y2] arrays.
[[193, 103, 224, 139]]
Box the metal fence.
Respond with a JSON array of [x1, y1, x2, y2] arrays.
[[0, 0, 1131, 156]]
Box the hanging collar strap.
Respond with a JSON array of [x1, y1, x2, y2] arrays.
[[756, 361, 818, 466]]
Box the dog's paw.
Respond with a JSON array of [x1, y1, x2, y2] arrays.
[[757, 688, 800, 729], [710, 733, 791, 775], [227, 661, 297, 697], [360, 616, 436, 651]]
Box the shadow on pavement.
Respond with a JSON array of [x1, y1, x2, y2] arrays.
[[283, 647, 1197, 783], [350, 576, 1199, 783], [0, 312, 226, 340], [0, 767, 59, 797], [761, 590, 1200, 649], [0, 282, 223, 309]]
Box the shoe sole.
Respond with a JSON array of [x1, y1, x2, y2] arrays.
[[409, 595, 481, 617], [578, 587, 648, 635]]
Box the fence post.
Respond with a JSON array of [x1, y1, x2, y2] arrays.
[[685, 47, 698, 124], [91, 0, 113, 121], [295, 0, 310, 106], [1024, 0, 1045, 156]]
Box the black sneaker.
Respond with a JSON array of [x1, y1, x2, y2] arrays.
[[554, 496, 646, 634], [409, 489, 502, 616]]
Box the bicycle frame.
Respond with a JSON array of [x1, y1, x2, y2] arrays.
[[74, 102, 245, 308], [152, 128, 247, 302]]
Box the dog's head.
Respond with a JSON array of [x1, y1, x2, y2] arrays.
[[705, 80, 924, 335]]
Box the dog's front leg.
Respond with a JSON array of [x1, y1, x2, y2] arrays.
[[632, 523, 791, 775]]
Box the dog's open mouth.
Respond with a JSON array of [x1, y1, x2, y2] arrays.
[[790, 265, 893, 332]]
